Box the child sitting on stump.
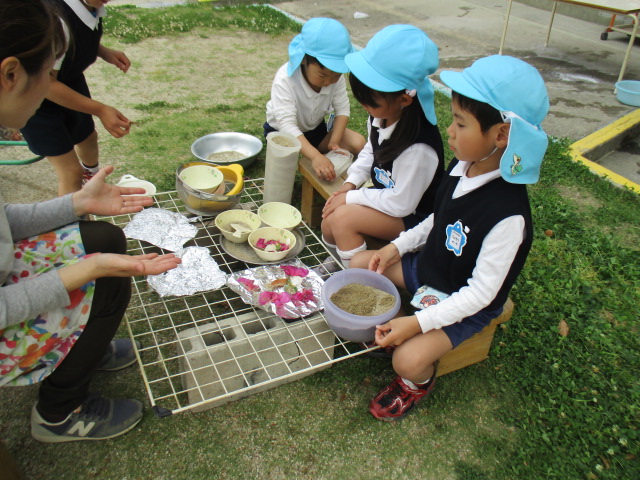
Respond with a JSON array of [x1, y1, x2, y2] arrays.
[[350, 55, 550, 421]]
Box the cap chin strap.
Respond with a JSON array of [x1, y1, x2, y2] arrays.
[[478, 146, 498, 162]]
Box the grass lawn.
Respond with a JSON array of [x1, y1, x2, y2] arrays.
[[0, 4, 638, 480]]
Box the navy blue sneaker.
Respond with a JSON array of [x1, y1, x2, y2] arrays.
[[31, 393, 143, 443], [97, 339, 140, 372]]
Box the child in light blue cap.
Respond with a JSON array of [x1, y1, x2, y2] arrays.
[[319, 25, 444, 272], [265, 18, 365, 181], [350, 55, 550, 422]]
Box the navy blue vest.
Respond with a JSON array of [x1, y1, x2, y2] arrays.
[[369, 116, 444, 217], [418, 159, 533, 311], [55, 0, 103, 83]]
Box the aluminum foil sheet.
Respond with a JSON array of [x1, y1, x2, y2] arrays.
[[227, 259, 324, 320], [123, 208, 197, 252], [147, 246, 227, 297]]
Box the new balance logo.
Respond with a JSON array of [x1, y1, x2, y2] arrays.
[[67, 420, 96, 437]]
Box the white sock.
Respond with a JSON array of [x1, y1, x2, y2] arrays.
[[336, 242, 367, 268], [81, 161, 99, 173], [321, 235, 336, 249], [401, 375, 432, 390]]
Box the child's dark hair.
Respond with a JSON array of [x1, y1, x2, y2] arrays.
[[303, 54, 328, 70], [452, 91, 504, 134], [0, 0, 66, 76], [349, 73, 436, 164]]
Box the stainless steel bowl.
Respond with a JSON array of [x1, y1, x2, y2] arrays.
[[191, 132, 263, 168]]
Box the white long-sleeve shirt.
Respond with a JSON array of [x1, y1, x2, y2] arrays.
[[392, 161, 526, 333], [344, 117, 440, 217], [265, 63, 350, 138]]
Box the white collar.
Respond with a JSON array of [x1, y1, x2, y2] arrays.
[[371, 117, 398, 145], [451, 160, 502, 192], [63, 0, 106, 30]]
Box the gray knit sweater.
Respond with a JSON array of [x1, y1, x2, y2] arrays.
[[0, 193, 82, 330]]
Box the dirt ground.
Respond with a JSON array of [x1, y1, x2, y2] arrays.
[[0, 29, 290, 203]]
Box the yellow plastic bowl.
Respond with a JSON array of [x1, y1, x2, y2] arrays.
[[175, 163, 244, 215], [215, 209, 261, 243], [258, 202, 302, 230], [248, 227, 296, 262]]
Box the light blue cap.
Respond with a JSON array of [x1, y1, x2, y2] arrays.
[[344, 24, 439, 125], [440, 55, 550, 184], [288, 18, 353, 76]]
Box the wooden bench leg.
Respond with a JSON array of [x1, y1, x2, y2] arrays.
[[300, 177, 323, 228], [437, 298, 514, 376]]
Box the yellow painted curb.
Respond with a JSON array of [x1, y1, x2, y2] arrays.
[[570, 110, 640, 194]]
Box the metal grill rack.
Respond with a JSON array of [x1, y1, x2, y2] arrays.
[[103, 179, 368, 416]]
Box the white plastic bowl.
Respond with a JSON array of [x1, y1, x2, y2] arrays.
[[248, 227, 296, 262], [215, 210, 262, 243], [321, 268, 401, 343], [615, 80, 640, 107], [258, 202, 302, 230]]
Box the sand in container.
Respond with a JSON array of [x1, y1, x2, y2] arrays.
[[263, 131, 301, 204]]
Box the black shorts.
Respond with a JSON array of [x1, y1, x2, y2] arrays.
[[401, 251, 503, 347], [263, 120, 328, 149], [20, 75, 95, 157]]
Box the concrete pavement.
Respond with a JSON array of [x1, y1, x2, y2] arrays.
[[273, 0, 640, 186]]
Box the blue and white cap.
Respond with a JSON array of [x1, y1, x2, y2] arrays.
[[288, 18, 353, 76], [440, 55, 550, 184], [344, 24, 439, 125]]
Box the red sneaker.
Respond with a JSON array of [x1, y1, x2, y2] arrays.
[[369, 369, 437, 422], [82, 168, 95, 184]]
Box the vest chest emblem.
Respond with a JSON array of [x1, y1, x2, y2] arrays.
[[373, 167, 394, 188], [445, 220, 467, 256]]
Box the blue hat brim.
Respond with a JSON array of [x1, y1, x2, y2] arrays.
[[345, 51, 405, 92], [316, 54, 350, 74], [439, 70, 489, 105]]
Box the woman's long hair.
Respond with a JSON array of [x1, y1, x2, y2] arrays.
[[0, 0, 66, 76]]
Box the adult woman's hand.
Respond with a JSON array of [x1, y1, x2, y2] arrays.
[[72, 166, 153, 217], [58, 252, 181, 292]]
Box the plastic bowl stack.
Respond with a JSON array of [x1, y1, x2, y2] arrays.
[[321, 268, 401, 343]]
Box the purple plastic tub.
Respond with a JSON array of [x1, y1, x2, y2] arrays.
[[321, 268, 401, 343]]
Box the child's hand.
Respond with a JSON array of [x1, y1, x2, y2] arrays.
[[99, 46, 131, 73], [369, 243, 401, 274], [330, 182, 356, 197], [322, 192, 347, 218], [311, 154, 336, 181], [375, 315, 421, 347], [98, 105, 132, 138]]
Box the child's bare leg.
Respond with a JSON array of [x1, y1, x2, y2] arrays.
[[47, 151, 84, 196], [320, 212, 337, 245], [74, 130, 99, 168], [331, 204, 404, 251], [393, 329, 453, 384], [317, 128, 365, 157], [338, 128, 366, 156]]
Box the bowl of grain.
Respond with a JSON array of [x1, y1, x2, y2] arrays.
[[321, 268, 401, 343], [191, 132, 263, 169]]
